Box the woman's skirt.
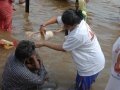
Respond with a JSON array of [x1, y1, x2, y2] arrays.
[[0, 2, 13, 32]]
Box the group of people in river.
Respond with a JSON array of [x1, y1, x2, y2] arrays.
[[0, 0, 120, 90]]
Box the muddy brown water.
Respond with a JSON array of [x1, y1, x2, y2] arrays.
[[0, 0, 120, 90]]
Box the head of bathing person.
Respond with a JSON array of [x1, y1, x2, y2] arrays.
[[61, 9, 84, 31], [15, 40, 36, 63]]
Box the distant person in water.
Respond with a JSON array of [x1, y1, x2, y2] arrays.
[[2, 40, 56, 90], [0, 0, 14, 32]]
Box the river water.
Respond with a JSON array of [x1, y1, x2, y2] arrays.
[[0, 0, 120, 90]]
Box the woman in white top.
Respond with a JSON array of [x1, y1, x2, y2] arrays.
[[36, 9, 105, 90], [105, 37, 120, 90]]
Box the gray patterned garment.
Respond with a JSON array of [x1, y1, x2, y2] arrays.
[[2, 54, 47, 90]]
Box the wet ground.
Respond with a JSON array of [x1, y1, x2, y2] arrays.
[[0, 0, 120, 90]]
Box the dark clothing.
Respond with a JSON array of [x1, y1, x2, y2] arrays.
[[2, 54, 47, 90], [75, 73, 99, 90]]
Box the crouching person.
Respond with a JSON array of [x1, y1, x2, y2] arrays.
[[2, 40, 56, 90]]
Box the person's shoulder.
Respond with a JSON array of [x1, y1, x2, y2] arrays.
[[78, 20, 87, 28], [7, 53, 15, 62], [80, 19, 86, 24], [7, 53, 24, 69]]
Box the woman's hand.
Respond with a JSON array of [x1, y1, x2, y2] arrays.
[[39, 24, 46, 38], [35, 41, 44, 48]]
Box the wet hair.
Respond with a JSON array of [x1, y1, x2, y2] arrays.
[[15, 40, 35, 62], [62, 9, 84, 26]]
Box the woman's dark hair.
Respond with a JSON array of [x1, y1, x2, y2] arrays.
[[15, 40, 35, 62], [62, 9, 84, 26]]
